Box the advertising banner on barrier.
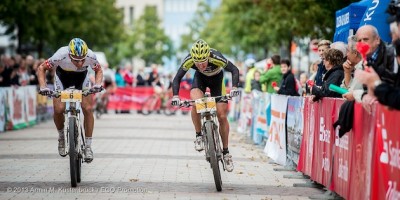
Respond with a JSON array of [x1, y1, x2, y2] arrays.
[[297, 97, 317, 176], [237, 93, 253, 135], [332, 99, 351, 198], [286, 96, 304, 166], [371, 104, 400, 200], [264, 94, 288, 166], [252, 93, 270, 142], [311, 98, 336, 187], [8, 87, 27, 130], [107, 87, 154, 110], [251, 90, 263, 144], [348, 103, 375, 200], [25, 86, 37, 126], [0, 89, 6, 132]]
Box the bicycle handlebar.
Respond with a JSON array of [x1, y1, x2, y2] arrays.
[[179, 94, 232, 108], [44, 88, 103, 98]]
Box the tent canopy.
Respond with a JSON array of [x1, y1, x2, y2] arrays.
[[334, 0, 369, 43]]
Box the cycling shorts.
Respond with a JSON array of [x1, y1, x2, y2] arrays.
[[54, 67, 90, 91], [192, 71, 227, 103]]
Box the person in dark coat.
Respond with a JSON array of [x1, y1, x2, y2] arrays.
[[273, 59, 299, 96], [311, 49, 345, 102], [251, 70, 262, 91]]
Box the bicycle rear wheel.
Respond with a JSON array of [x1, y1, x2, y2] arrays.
[[68, 117, 78, 187], [205, 121, 222, 191]]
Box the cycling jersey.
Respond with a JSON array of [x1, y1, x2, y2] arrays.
[[172, 48, 239, 96], [45, 46, 101, 90], [45, 47, 101, 72]]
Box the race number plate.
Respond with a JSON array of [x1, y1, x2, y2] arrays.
[[195, 97, 216, 113], [60, 90, 82, 102]]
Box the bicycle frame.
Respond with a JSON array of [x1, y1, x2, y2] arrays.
[[64, 101, 85, 158], [200, 108, 223, 163]]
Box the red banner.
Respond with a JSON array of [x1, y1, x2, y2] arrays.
[[297, 97, 317, 177], [311, 98, 336, 187], [371, 104, 400, 200], [348, 103, 375, 200], [297, 97, 314, 176], [331, 99, 352, 198], [108, 87, 154, 110]]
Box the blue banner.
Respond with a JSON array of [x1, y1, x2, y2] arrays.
[[359, 0, 391, 43]]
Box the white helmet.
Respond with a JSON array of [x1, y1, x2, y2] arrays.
[[244, 58, 256, 67]]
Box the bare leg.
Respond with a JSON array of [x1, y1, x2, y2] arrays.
[[190, 89, 203, 133], [81, 95, 94, 137], [216, 103, 229, 149], [53, 98, 66, 130]]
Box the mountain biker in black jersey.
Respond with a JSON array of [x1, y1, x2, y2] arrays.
[[171, 39, 240, 172]]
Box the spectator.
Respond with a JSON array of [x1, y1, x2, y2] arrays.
[[123, 64, 134, 86], [260, 55, 282, 93], [341, 35, 364, 102], [244, 58, 257, 93], [299, 72, 308, 96], [308, 60, 320, 82], [18, 59, 30, 86], [115, 68, 126, 87], [136, 67, 147, 87], [274, 59, 299, 96], [356, 25, 397, 112], [251, 71, 262, 92], [311, 48, 344, 101], [29, 59, 41, 85], [0, 62, 12, 87], [314, 40, 331, 87], [355, 67, 400, 110]]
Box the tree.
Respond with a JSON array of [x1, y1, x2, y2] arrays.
[[179, 1, 212, 53], [131, 6, 174, 66], [184, 0, 358, 60], [0, 0, 125, 59]]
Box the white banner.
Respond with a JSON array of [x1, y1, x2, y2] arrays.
[[8, 87, 27, 129], [251, 91, 269, 144], [25, 86, 37, 125], [264, 94, 288, 166], [0, 89, 6, 132]]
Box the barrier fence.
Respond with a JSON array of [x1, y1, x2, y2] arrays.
[[0, 86, 52, 132], [2, 86, 399, 199], [231, 89, 400, 200]]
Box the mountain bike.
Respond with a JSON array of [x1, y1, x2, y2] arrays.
[[46, 87, 100, 187], [141, 93, 179, 116], [180, 94, 231, 191]]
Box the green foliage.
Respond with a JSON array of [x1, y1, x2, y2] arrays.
[[184, 0, 359, 60], [0, 0, 124, 61], [131, 6, 174, 66]]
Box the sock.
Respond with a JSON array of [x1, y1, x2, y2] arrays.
[[196, 132, 202, 137], [222, 148, 229, 155], [86, 137, 92, 147], [58, 129, 64, 140]]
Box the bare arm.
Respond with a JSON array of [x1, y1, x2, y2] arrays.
[[94, 67, 103, 86], [37, 62, 48, 88]]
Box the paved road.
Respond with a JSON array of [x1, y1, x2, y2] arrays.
[[0, 113, 324, 199]]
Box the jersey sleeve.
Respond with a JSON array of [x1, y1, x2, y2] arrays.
[[86, 50, 101, 71], [172, 55, 193, 96], [44, 47, 66, 70]]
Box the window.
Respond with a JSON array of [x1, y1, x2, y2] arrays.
[[129, 6, 134, 25]]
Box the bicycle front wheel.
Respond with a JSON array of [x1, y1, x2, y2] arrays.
[[205, 121, 222, 191], [68, 117, 78, 187]]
